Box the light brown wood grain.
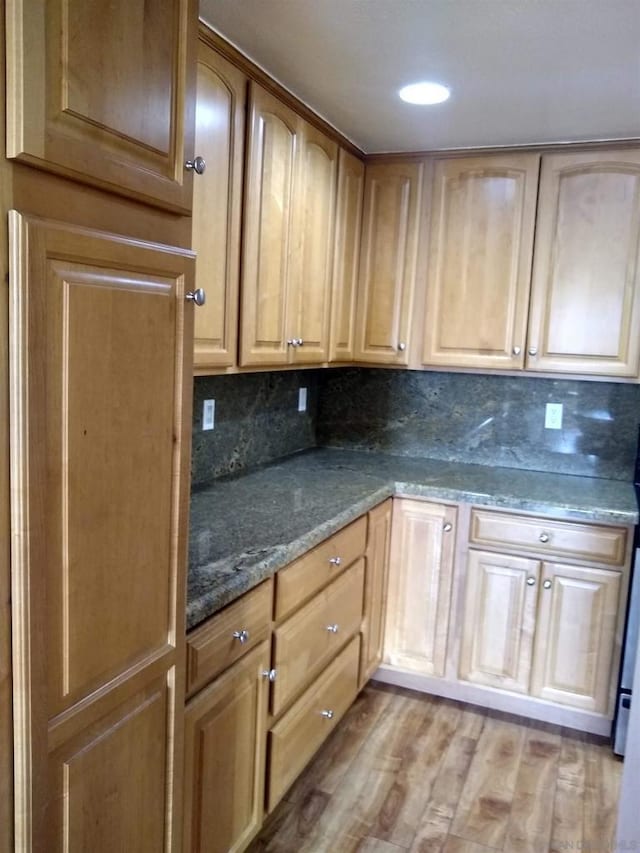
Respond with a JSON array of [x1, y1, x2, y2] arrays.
[[330, 149, 365, 362], [355, 161, 424, 364], [289, 120, 337, 364], [450, 716, 526, 848], [192, 37, 245, 370], [9, 213, 194, 851], [422, 153, 539, 370], [183, 641, 270, 853], [360, 499, 393, 687], [528, 148, 640, 378], [186, 578, 273, 698], [6, 0, 197, 212], [385, 500, 457, 677], [272, 560, 365, 715], [459, 550, 540, 693]]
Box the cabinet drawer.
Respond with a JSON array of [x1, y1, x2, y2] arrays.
[[267, 635, 360, 812], [274, 515, 367, 621], [470, 509, 627, 567], [186, 579, 273, 697], [272, 559, 365, 715]]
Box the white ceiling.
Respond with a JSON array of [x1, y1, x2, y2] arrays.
[[198, 0, 640, 153]]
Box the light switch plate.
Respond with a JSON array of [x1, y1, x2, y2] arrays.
[[298, 387, 308, 412], [202, 399, 215, 431], [545, 402, 563, 430]]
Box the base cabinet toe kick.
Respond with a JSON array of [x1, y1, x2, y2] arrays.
[[183, 496, 632, 851]]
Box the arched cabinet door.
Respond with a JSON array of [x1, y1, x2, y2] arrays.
[[527, 150, 640, 378], [6, 0, 197, 212]]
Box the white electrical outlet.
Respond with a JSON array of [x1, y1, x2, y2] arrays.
[[202, 399, 215, 431], [298, 387, 308, 412], [545, 402, 563, 430]]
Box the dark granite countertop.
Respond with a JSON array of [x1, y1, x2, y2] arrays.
[[187, 448, 639, 631]]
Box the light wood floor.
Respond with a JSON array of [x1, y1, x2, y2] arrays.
[[250, 683, 622, 853]]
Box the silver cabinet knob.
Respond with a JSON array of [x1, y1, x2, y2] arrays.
[[443, 522, 453, 533], [186, 288, 206, 306], [526, 576, 536, 586], [539, 533, 550, 543], [329, 556, 342, 566], [528, 347, 538, 356], [286, 339, 295, 346], [397, 342, 407, 352], [321, 709, 334, 719], [232, 629, 249, 644], [296, 338, 304, 347], [185, 155, 206, 174], [543, 579, 553, 590], [513, 346, 521, 356], [326, 624, 339, 634], [262, 668, 277, 682]]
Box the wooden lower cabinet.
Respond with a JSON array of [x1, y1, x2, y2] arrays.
[[267, 635, 360, 812], [530, 562, 621, 713], [183, 641, 270, 853], [384, 500, 457, 677], [360, 499, 392, 686], [459, 550, 540, 693]]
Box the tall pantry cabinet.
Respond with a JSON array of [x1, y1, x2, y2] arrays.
[[3, 1, 198, 851]]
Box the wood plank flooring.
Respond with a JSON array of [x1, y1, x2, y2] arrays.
[[249, 683, 622, 853]]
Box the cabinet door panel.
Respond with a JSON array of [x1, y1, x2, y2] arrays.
[[531, 563, 621, 713], [460, 550, 540, 693], [192, 42, 245, 370], [330, 149, 365, 362], [241, 84, 298, 366], [184, 642, 269, 853], [423, 154, 539, 369], [7, 0, 196, 212], [528, 150, 640, 376], [360, 500, 392, 686], [290, 124, 337, 363], [10, 213, 193, 851], [355, 162, 423, 364], [384, 500, 456, 677]]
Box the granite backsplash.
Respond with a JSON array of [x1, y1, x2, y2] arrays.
[[316, 369, 640, 482], [191, 371, 318, 487]]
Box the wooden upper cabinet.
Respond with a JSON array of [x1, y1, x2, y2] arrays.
[[192, 40, 245, 371], [330, 150, 365, 362], [422, 154, 539, 370], [240, 83, 299, 367], [355, 161, 423, 364], [527, 149, 640, 377], [289, 122, 338, 364], [10, 213, 194, 850], [6, 0, 197, 212]]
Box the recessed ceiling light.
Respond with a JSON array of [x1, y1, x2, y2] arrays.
[[399, 81, 450, 105]]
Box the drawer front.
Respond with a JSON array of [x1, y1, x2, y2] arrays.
[[275, 515, 367, 621], [186, 579, 273, 697], [267, 635, 360, 812], [272, 559, 365, 715], [470, 509, 627, 567]]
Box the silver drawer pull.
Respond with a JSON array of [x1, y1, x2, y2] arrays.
[[185, 155, 206, 174], [329, 556, 342, 566], [526, 576, 536, 586], [326, 624, 339, 634], [321, 709, 334, 719], [443, 522, 453, 533], [262, 668, 277, 682], [539, 532, 550, 543], [232, 629, 249, 644], [543, 579, 553, 590], [185, 288, 206, 306]]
